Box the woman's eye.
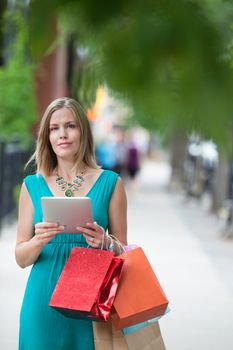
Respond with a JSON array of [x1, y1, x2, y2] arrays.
[[49, 127, 58, 132], [68, 124, 76, 129]]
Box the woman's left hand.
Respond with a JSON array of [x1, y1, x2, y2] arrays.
[[76, 222, 105, 249]]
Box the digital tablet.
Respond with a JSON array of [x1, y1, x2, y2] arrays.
[[41, 197, 93, 233]]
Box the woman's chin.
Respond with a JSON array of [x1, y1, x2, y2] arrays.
[[56, 152, 76, 161]]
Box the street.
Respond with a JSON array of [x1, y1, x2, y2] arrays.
[[1, 159, 233, 349]]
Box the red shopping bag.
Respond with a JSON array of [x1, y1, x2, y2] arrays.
[[49, 247, 124, 321], [112, 247, 169, 329]]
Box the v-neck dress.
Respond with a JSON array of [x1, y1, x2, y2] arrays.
[[19, 170, 119, 350]]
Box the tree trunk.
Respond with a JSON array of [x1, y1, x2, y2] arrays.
[[0, 0, 7, 66], [169, 129, 187, 189], [211, 153, 229, 213]]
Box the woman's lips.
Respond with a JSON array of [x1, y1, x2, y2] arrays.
[[58, 142, 72, 148]]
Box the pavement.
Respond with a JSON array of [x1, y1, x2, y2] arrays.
[[1, 159, 233, 350]]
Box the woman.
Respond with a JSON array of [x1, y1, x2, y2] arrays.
[[15, 97, 127, 350]]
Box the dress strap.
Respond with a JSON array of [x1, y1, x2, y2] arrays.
[[23, 174, 46, 223], [96, 170, 119, 205]]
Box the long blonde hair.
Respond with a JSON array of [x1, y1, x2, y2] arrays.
[[27, 97, 99, 175]]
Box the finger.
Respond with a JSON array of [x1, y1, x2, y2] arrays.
[[35, 228, 64, 235], [86, 222, 105, 236], [77, 225, 103, 238], [83, 235, 100, 248], [85, 222, 98, 229], [36, 232, 56, 240], [83, 233, 101, 247], [35, 226, 65, 235], [76, 226, 96, 237], [35, 222, 59, 229], [82, 232, 95, 241], [91, 242, 100, 248]]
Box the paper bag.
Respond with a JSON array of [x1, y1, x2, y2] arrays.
[[93, 320, 128, 350], [125, 322, 166, 350], [122, 306, 170, 335], [112, 247, 169, 329], [93, 320, 166, 350]]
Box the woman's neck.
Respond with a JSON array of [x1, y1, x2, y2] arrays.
[[56, 160, 85, 181]]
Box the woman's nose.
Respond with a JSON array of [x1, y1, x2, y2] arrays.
[[59, 127, 67, 138]]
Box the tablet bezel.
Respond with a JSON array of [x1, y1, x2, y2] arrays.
[[41, 197, 93, 234]]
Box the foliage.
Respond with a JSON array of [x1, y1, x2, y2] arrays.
[[57, 5, 104, 107], [29, 0, 233, 146], [0, 5, 37, 143]]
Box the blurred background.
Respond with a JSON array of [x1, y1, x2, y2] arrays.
[[1, 0, 233, 349]]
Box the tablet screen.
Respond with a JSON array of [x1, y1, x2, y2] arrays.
[[41, 197, 93, 233]]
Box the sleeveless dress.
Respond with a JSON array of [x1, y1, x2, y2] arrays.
[[19, 170, 119, 350]]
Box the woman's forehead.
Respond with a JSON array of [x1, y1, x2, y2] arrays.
[[50, 108, 76, 124]]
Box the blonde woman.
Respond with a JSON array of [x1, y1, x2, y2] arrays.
[[15, 97, 127, 350]]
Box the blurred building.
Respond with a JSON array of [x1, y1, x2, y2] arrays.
[[34, 18, 69, 117], [0, 0, 71, 121]]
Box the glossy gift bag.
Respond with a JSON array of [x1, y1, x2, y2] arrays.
[[49, 247, 124, 321], [112, 247, 169, 329]]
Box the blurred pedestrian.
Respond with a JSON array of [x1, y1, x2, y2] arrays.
[[126, 138, 140, 176], [15, 97, 127, 350], [113, 127, 127, 177], [95, 138, 117, 171]]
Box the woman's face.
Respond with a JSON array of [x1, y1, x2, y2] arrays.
[[49, 108, 81, 161]]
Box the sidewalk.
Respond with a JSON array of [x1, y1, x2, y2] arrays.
[[1, 159, 233, 349], [127, 160, 233, 350], [0, 221, 29, 350]]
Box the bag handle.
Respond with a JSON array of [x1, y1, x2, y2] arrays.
[[108, 234, 126, 253], [99, 225, 125, 253], [87, 226, 125, 253]]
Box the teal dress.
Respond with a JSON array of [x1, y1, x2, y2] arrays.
[[19, 170, 118, 350]]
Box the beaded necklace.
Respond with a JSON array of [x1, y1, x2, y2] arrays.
[[55, 168, 85, 197]]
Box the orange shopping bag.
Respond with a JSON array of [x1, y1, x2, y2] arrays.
[[112, 247, 169, 330]]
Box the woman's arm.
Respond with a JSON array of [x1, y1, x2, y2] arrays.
[[108, 177, 128, 251], [78, 177, 127, 255], [15, 184, 64, 268]]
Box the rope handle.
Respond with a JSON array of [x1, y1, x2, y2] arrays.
[[87, 225, 126, 254], [108, 234, 126, 254]]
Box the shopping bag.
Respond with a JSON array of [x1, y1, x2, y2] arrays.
[[122, 306, 170, 335], [125, 322, 166, 350], [49, 247, 124, 321], [112, 247, 169, 329], [93, 320, 128, 350], [93, 320, 166, 350]]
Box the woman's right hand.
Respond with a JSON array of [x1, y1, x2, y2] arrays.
[[34, 222, 65, 245], [16, 184, 66, 268]]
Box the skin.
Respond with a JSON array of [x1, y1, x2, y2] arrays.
[[15, 108, 127, 268]]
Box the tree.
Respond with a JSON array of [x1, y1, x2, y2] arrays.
[[29, 0, 233, 146], [0, 4, 37, 142]]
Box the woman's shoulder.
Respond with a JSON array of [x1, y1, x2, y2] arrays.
[[101, 169, 119, 180], [87, 167, 118, 178], [23, 173, 42, 185], [86, 168, 120, 190]]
